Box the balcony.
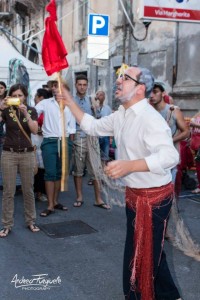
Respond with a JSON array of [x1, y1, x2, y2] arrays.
[[12, 0, 48, 15], [0, 12, 13, 22]]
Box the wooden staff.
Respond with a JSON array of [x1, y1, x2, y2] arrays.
[[57, 71, 68, 191]]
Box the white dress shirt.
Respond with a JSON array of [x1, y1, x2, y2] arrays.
[[81, 98, 179, 188], [35, 97, 76, 138]]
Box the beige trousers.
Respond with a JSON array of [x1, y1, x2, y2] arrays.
[[1, 150, 36, 229]]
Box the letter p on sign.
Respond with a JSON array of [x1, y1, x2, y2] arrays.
[[88, 14, 109, 36], [92, 16, 105, 34]]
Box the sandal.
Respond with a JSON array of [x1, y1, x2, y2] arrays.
[[0, 228, 11, 238], [28, 224, 40, 232], [73, 201, 84, 207], [192, 188, 200, 194], [54, 203, 68, 211], [93, 203, 110, 210], [88, 179, 94, 185], [40, 209, 55, 217]]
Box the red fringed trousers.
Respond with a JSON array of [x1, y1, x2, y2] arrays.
[[123, 183, 180, 300]]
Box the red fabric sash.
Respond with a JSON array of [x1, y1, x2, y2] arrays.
[[125, 182, 174, 300]]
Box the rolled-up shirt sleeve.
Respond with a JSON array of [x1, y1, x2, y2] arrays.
[[145, 147, 179, 175], [144, 120, 179, 175]]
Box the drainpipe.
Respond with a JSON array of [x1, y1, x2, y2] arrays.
[[128, 0, 133, 65], [95, 66, 98, 91], [122, 0, 127, 63], [172, 22, 179, 88], [21, 16, 26, 56]]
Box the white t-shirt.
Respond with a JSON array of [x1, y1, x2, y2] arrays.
[[35, 97, 76, 138]]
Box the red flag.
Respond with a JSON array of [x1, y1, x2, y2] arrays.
[[42, 0, 68, 76]]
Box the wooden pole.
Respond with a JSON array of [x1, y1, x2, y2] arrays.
[[57, 71, 68, 191]]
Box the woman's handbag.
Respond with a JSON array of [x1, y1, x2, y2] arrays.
[[190, 132, 200, 151], [11, 108, 38, 175]]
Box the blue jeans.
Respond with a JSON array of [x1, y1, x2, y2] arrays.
[[123, 197, 180, 300], [99, 136, 110, 161], [171, 166, 177, 183]]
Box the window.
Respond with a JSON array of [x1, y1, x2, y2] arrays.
[[28, 43, 39, 64], [75, 71, 87, 78]]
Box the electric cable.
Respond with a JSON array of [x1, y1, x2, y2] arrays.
[[118, 0, 150, 41]]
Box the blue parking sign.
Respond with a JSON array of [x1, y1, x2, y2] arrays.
[[88, 14, 109, 36]]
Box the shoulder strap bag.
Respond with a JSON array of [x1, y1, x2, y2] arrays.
[[11, 107, 38, 175]]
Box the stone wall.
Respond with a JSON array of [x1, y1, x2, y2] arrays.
[[2, 0, 200, 116]]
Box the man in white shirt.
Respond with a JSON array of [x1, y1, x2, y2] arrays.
[[57, 66, 181, 300], [35, 83, 76, 217]]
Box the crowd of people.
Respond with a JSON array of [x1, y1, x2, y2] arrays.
[[0, 76, 112, 236], [0, 65, 199, 300]]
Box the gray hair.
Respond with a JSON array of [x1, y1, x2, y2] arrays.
[[135, 66, 155, 98]]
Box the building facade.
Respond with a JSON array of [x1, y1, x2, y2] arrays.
[[0, 0, 200, 115]]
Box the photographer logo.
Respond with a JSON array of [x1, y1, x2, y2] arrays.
[[11, 274, 62, 290]]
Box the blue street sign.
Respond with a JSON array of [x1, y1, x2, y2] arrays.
[[88, 14, 109, 36]]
